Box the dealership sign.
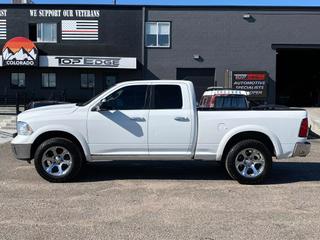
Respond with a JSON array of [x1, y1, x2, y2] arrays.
[[2, 37, 38, 66], [232, 71, 268, 98], [39, 55, 136, 69]]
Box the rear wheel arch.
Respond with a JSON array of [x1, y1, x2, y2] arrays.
[[31, 131, 86, 161], [221, 131, 276, 162]]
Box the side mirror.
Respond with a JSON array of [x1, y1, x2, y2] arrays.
[[92, 98, 108, 112], [96, 98, 115, 111]]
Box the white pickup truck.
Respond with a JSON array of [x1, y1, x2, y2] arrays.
[[11, 80, 310, 184]]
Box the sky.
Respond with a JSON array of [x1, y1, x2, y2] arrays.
[[2, 0, 320, 6]]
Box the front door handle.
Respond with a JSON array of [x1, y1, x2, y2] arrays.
[[130, 117, 146, 122], [174, 117, 190, 122]]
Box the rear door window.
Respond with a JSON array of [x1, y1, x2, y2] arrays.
[[152, 85, 183, 109]]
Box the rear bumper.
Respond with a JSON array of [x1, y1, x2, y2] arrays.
[[11, 143, 32, 160], [292, 142, 311, 157]]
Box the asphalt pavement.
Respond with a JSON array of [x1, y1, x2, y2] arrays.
[[1, 140, 320, 240]]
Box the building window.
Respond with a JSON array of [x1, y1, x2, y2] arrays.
[[81, 73, 95, 89], [42, 73, 56, 88], [105, 75, 117, 89], [29, 23, 37, 41], [11, 73, 25, 88], [37, 23, 57, 43], [145, 22, 171, 48]]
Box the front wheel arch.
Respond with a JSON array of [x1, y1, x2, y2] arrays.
[[34, 137, 84, 182], [31, 131, 86, 161]]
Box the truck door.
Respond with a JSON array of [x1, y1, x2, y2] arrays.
[[87, 84, 149, 157], [148, 83, 193, 159]]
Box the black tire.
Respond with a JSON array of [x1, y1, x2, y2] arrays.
[[225, 139, 272, 184], [34, 138, 83, 183]]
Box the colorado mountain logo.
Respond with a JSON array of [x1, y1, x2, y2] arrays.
[[2, 37, 38, 66]]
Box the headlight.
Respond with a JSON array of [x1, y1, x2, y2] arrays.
[[17, 121, 33, 136]]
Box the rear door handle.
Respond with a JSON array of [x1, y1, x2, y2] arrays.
[[130, 117, 146, 122], [174, 117, 190, 122]]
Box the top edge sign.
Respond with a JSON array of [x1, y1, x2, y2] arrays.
[[2, 37, 38, 67]]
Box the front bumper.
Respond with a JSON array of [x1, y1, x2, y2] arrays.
[[11, 143, 32, 160], [292, 142, 311, 157]]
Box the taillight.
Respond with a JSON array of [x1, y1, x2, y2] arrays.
[[209, 96, 216, 108], [299, 118, 309, 138]]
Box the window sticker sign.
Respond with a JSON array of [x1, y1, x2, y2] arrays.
[[232, 71, 268, 98]]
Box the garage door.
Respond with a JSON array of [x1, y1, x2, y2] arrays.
[[276, 48, 320, 107]]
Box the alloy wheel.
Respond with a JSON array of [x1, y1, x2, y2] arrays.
[[41, 146, 73, 177], [235, 148, 265, 178]]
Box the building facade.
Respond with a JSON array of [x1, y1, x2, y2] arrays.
[[1, 4, 320, 106], [0, 4, 143, 103]]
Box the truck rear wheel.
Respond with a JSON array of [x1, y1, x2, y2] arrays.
[[34, 138, 83, 182], [225, 139, 272, 184]]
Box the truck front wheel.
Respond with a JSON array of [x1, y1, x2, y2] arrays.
[[34, 138, 83, 182], [225, 139, 272, 184]]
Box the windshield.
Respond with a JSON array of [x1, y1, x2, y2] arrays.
[[76, 90, 107, 107]]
